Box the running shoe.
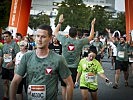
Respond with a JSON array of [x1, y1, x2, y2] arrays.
[[113, 84, 118, 89], [125, 82, 129, 87]]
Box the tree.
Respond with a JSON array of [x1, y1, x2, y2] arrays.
[[88, 5, 109, 34], [108, 12, 125, 34], [28, 14, 50, 29], [55, 0, 91, 31], [0, 0, 11, 29]]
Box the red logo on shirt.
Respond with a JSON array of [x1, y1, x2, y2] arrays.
[[68, 44, 75, 51], [45, 67, 52, 75]]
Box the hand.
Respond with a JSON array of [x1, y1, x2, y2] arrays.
[[105, 28, 111, 33], [6, 61, 14, 68], [105, 78, 112, 86], [91, 18, 96, 26], [74, 82, 79, 88], [59, 14, 64, 23]]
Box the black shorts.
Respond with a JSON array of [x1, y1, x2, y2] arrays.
[[17, 79, 23, 94], [112, 56, 116, 62], [1, 67, 14, 81], [115, 60, 129, 71], [80, 86, 98, 92], [60, 68, 77, 87]]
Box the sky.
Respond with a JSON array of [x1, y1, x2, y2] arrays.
[[115, 0, 125, 11]]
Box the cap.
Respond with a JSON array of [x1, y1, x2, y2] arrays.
[[19, 41, 28, 47]]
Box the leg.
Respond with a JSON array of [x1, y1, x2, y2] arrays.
[[123, 61, 129, 87], [113, 69, 120, 89], [3, 79, 9, 98], [115, 69, 121, 84], [1, 68, 10, 99], [131, 63, 133, 75], [80, 89, 89, 100], [61, 86, 67, 100], [16, 79, 24, 100], [90, 91, 98, 100], [111, 56, 114, 69]]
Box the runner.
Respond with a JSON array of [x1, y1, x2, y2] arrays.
[[53, 14, 96, 100], [10, 24, 74, 100], [0, 31, 20, 100], [75, 48, 111, 100]]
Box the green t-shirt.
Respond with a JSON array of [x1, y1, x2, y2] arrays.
[[128, 46, 133, 62], [15, 50, 71, 100], [0, 40, 20, 69], [114, 42, 129, 61], [0, 42, 3, 50], [77, 58, 104, 90], [91, 41, 103, 55], [128, 46, 133, 57], [57, 34, 88, 68]]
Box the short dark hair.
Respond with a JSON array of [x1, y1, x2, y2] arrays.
[[88, 45, 97, 55], [16, 33, 23, 38], [3, 31, 12, 36], [69, 27, 77, 38], [38, 24, 52, 37]]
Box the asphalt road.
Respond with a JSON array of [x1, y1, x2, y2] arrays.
[[0, 56, 133, 100]]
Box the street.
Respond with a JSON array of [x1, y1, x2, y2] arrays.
[[0, 56, 133, 100]]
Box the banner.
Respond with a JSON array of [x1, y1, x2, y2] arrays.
[[8, 0, 32, 37], [125, 0, 133, 41]]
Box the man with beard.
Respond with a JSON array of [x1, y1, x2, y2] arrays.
[[106, 28, 129, 89]]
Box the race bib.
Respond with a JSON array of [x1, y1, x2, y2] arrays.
[[129, 57, 133, 62], [4, 54, 12, 62], [118, 51, 124, 58], [85, 73, 96, 82], [28, 85, 46, 100]]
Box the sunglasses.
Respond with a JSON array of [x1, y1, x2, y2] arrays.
[[20, 45, 25, 47]]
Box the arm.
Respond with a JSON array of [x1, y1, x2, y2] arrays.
[[129, 32, 133, 45], [99, 73, 109, 81], [63, 75, 74, 100], [6, 57, 15, 68], [87, 18, 96, 41], [10, 74, 23, 100], [75, 72, 81, 83], [105, 28, 114, 43], [0, 57, 2, 73], [53, 14, 64, 37]]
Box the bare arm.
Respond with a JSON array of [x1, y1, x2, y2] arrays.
[[0, 57, 2, 73], [88, 18, 96, 41], [99, 73, 109, 81], [75, 72, 82, 83], [129, 33, 133, 45], [105, 28, 114, 42], [53, 14, 64, 37], [63, 75, 74, 100], [10, 74, 23, 100]]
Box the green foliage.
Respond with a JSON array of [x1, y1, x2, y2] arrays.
[[0, 0, 11, 29], [55, 1, 91, 31], [55, 0, 125, 35], [108, 12, 125, 34], [28, 14, 50, 29]]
